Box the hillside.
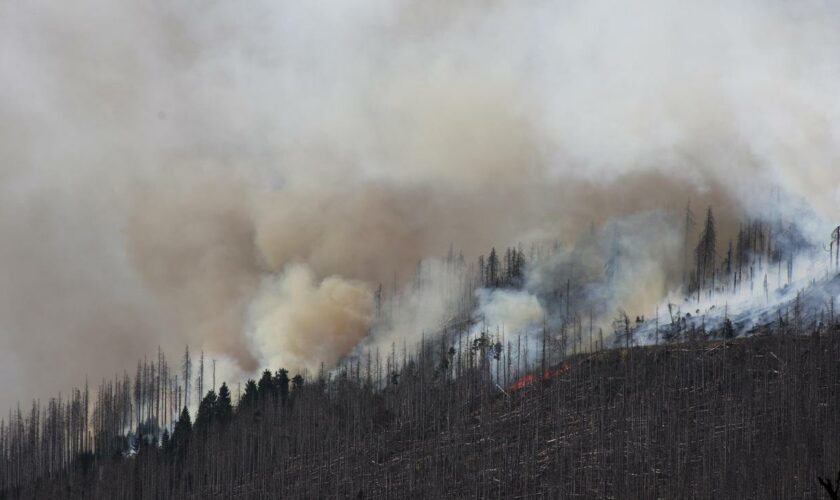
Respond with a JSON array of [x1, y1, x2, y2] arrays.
[[5, 328, 840, 499]]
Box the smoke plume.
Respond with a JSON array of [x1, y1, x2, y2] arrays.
[[1, 0, 839, 409], [247, 264, 373, 374]]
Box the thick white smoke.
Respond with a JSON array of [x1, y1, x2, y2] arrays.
[[476, 289, 546, 336]]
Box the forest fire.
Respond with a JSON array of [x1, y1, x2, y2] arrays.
[[3, 0, 840, 496], [509, 362, 571, 392]]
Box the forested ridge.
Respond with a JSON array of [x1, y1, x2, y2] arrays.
[[2, 326, 840, 498]]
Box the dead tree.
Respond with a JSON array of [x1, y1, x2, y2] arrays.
[[818, 469, 840, 500], [695, 207, 717, 301], [182, 346, 192, 413], [683, 200, 696, 287]]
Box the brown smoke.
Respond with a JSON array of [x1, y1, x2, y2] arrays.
[[247, 265, 373, 374], [127, 176, 261, 370]]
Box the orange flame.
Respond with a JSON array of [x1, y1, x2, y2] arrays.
[[509, 362, 571, 392]]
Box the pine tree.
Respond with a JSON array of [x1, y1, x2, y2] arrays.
[[215, 383, 233, 425], [170, 407, 192, 460], [487, 248, 499, 288], [194, 390, 217, 432], [160, 428, 170, 453], [257, 370, 275, 402], [722, 317, 735, 339], [274, 369, 290, 406], [239, 380, 258, 410], [291, 374, 304, 392]]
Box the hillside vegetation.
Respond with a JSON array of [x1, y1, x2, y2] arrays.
[[4, 328, 840, 498]]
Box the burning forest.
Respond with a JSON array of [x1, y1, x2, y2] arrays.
[[1, 0, 840, 498]]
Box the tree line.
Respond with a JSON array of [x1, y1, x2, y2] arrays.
[[2, 319, 840, 497]]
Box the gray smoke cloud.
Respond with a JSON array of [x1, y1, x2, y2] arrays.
[[1, 0, 839, 409]]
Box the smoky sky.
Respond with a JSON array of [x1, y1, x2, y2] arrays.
[[1, 0, 839, 410]]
